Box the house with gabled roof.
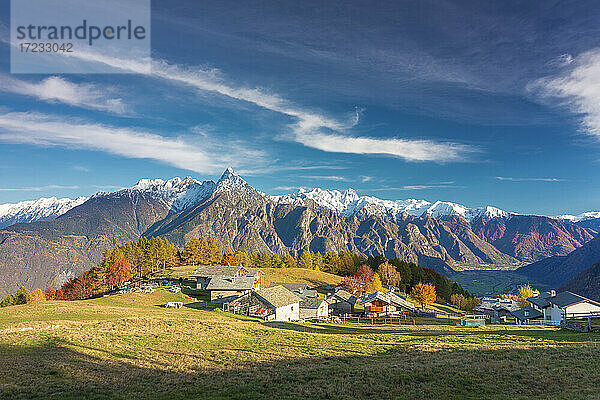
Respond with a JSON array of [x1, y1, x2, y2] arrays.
[[325, 289, 357, 315], [191, 265, 262, 291], [360, 291, 415, 316], [205, 276, 255, 303], [512, 290, 600, 324], [246, 285, 301, 321], [299, 297, 329, 321]]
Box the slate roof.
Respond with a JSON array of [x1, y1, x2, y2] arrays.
[[388, 292, 416, 311], [300, 297, 327, 309], [359, 291, 415, 310], [191, 265, 242, 277], [205, 276, 255, 291], [527, 292, 551, 308], [268, 282, 308, 291], [330, 289, 357, 305], [549, 291, 599, 308], [254, 285, 301, 308], [511, 306, 543, 321]]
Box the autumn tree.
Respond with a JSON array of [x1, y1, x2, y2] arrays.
[[450, 293, 467, 310], [282, 252, 296, 268], [378, 262, 401, 287], [44, 287, 57, 300], [28, 288, 45, 303], [411, 282, 436, 309], [371, 273, 383, 292], [297, 251, 313, 269], [517, 284, 535, 307], [342, 265, 375, 296]]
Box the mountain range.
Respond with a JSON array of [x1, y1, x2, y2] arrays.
[[0, 168, 596, 296]]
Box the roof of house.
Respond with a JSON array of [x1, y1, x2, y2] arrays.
[[296, 289, 318, 299], [387, 292, 416, 311], [549, 291, 600, 308], [330, 289, 357, 304], [300, 297, 327, 309], [205, 276, 255, 291], [511, 306, 543, 321], [527, 292, 552, 308], [254, 285, 301, 308], [191, 265, 243, 277], [359, 291, 415, 310], [268, 282, 308, 291], [244, 268, 261, 277]]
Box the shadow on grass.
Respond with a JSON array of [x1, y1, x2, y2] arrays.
[[1, 335, 599, 399], [263, 321, 600, 344]]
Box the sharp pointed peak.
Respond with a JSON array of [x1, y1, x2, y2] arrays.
[[216, 167, 253, 192]]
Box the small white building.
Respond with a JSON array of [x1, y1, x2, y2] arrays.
[[513, 290, 600, 325], [247, 285, 301, 322]]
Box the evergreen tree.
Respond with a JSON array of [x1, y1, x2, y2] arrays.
[[13, 286, 31, 305], [0, 294, 15, 307]]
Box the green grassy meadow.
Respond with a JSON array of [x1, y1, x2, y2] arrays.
[[1, 289, 599, 399]]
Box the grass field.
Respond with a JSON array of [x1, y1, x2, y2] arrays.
[[1, 289, 599, 399], [260, 267, 342, 289]]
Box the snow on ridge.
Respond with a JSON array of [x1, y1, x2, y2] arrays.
[[274, 187, 510, 222], [557, 211, 600, 223], [0, 196, 87, 229]]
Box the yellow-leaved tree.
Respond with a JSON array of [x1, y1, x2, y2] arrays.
[[517, 284, 535, 307], [28, 288, 45, 303], [411, 282, 436, 309], [371, 273, 383, 292]]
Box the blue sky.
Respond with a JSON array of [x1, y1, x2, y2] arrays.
[[1, 0, 600, 215]]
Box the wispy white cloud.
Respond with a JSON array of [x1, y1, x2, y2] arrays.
[[292, 132, 478, 162], [0, 75, 126, 114], [0, 184, 80, 192], [299, 175, 350, 181], [495, 176, 565, 182], [72, 165, 91, 173], [360, 176, 373, 183], [369, 184, 461, 191], [530, 49, 600, 138], [0, 112, 265, 174], [272, 185, 307, 191], [64, 50, 479, 163]]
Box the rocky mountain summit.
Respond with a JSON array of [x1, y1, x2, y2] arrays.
[[0, 169, 595, 295]]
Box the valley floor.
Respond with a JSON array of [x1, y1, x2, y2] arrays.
[[0, 290, 599, 399]]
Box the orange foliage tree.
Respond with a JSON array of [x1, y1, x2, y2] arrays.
[[342, 265, 375, 296]]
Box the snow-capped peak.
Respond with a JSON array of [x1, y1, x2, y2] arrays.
[[273, 188, 510, 222], [557, 211, 600, 223], [216, 168, 252, 193], [97, 176, 216, 212], [0, 196, 87, 229]]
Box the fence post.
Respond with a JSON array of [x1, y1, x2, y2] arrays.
[[589, 316, 592, 332]]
